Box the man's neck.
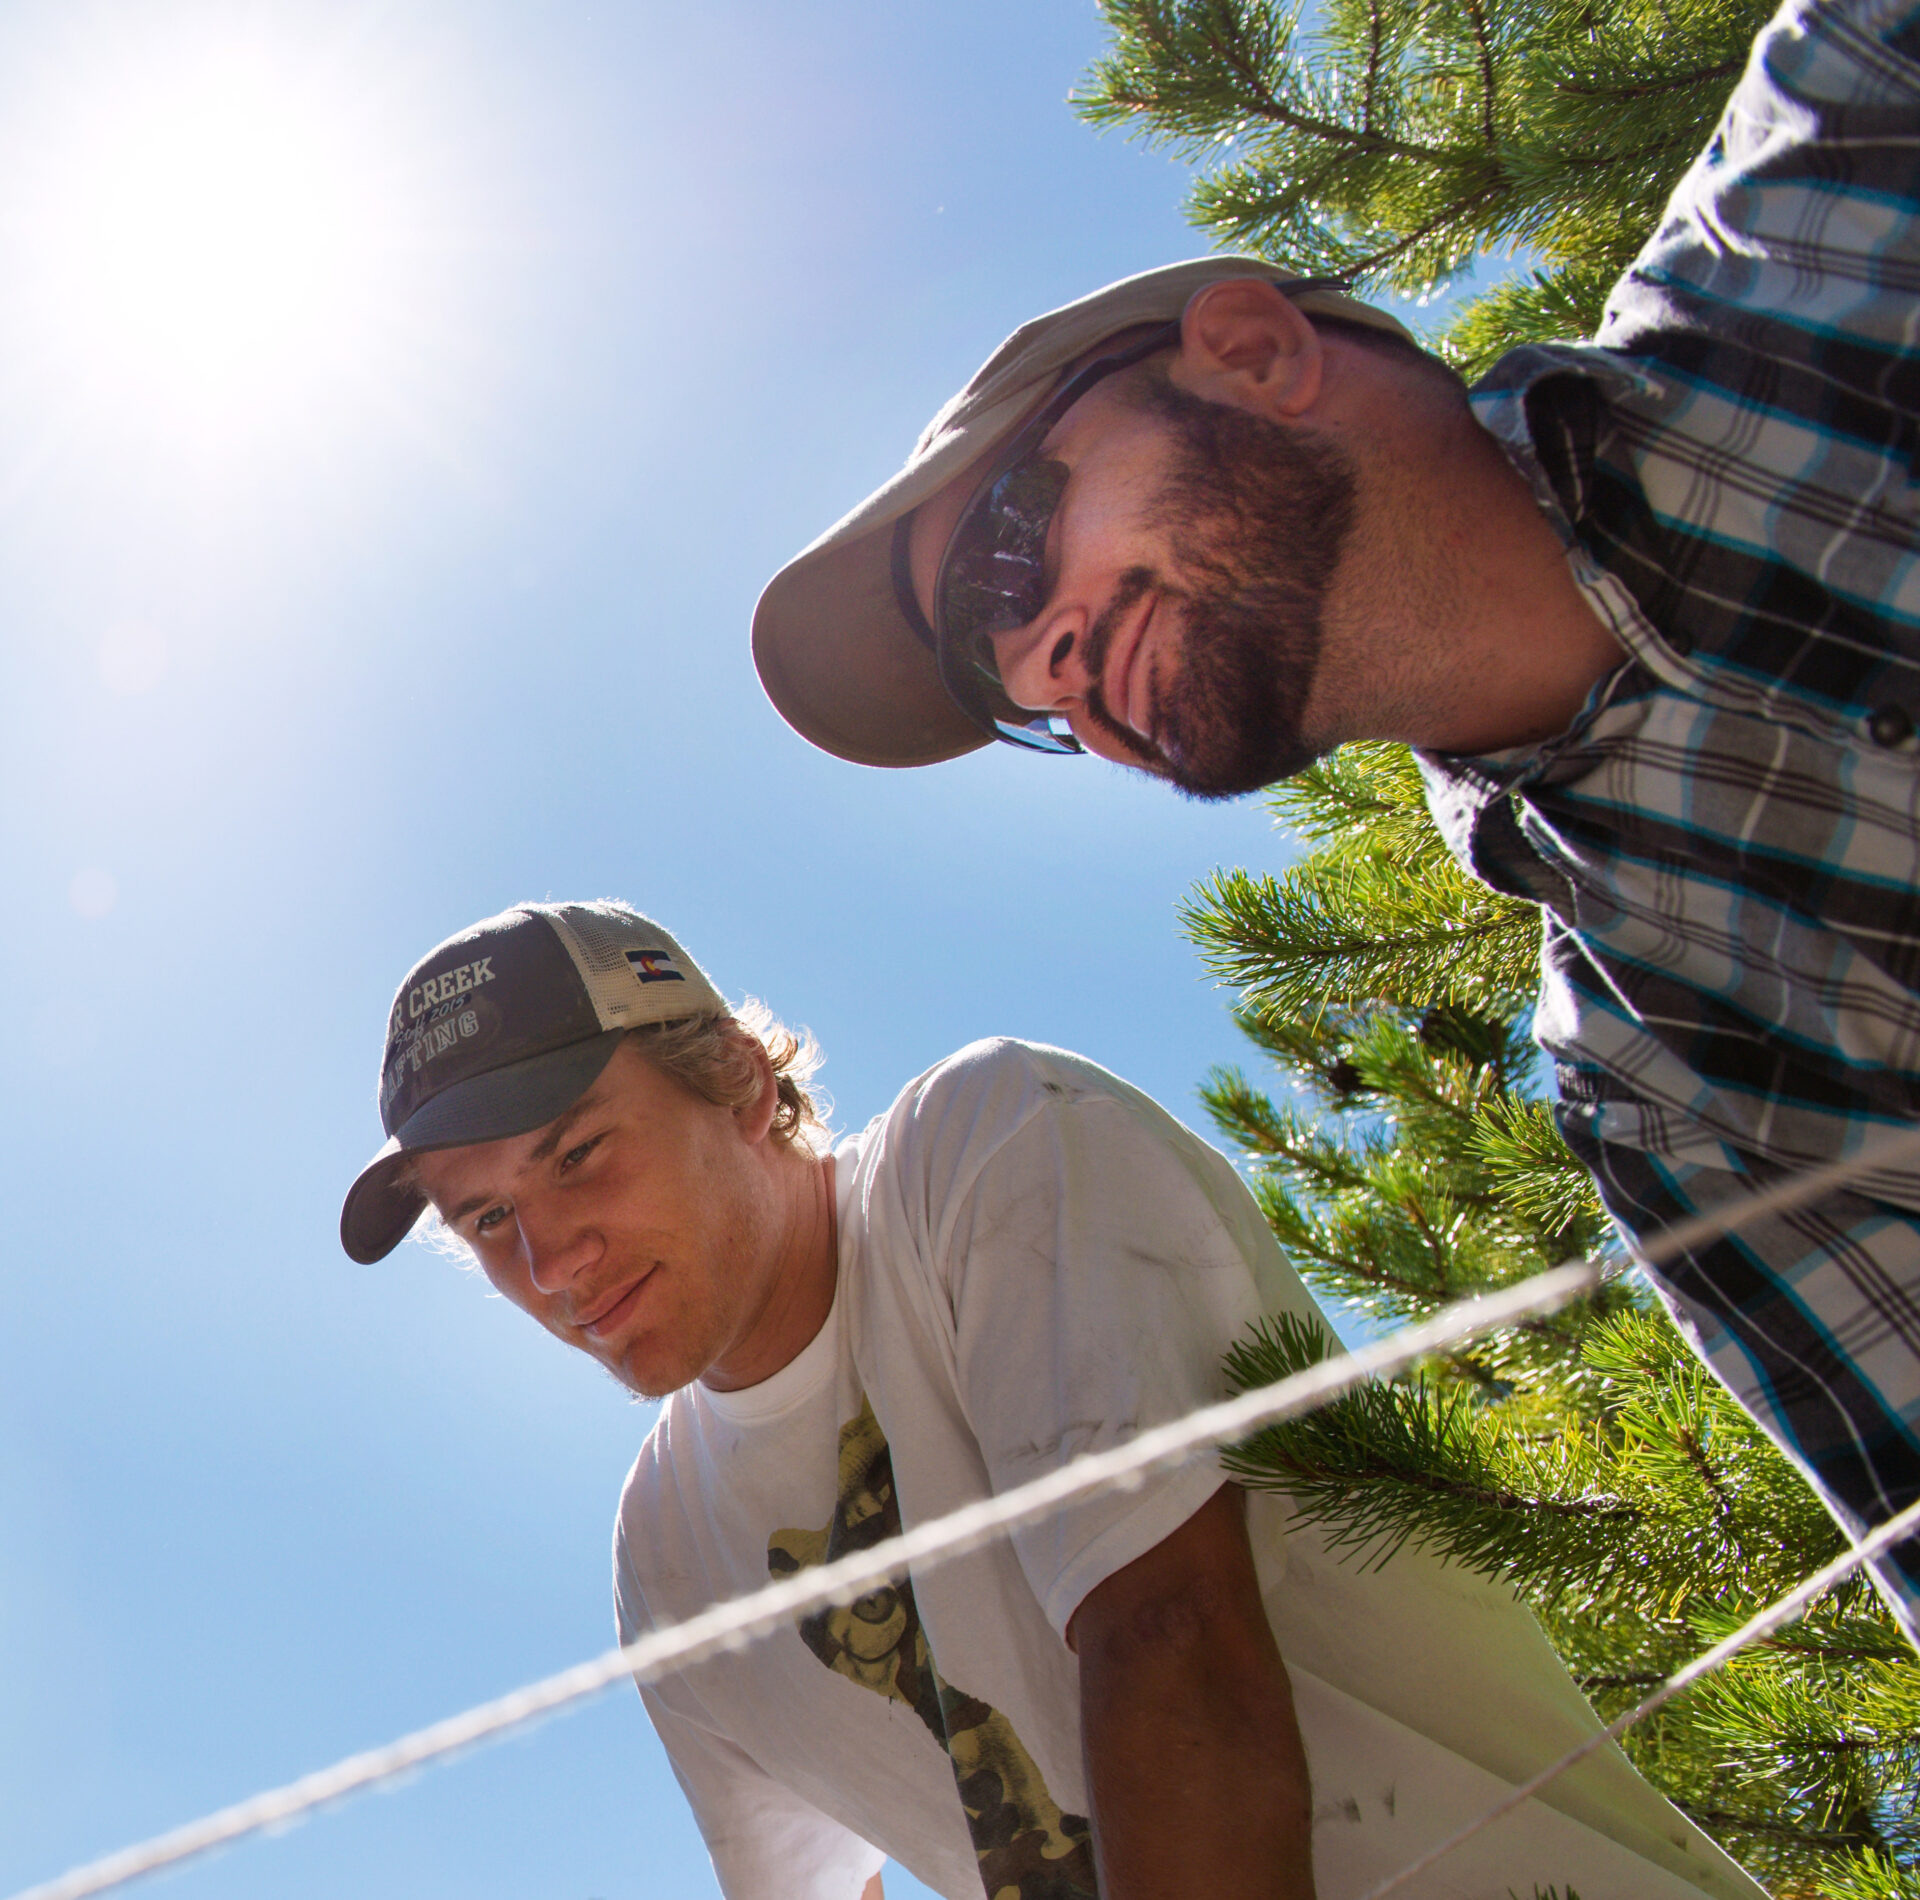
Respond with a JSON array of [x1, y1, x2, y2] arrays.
[[700, 1148, 838, 1394], [1309, 356, 1624, 757]]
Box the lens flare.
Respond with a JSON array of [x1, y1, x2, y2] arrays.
[[7, 35, 426, 441]]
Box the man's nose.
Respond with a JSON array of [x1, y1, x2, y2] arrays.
[[517, 1202, 601, 1294], [991, 612, 1088, 713]]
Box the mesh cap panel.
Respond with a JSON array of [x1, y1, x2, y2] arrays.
[[543, 902, 724, 1028]]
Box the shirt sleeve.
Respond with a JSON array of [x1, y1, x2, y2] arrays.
[[933, 1061, 1273, 1637], [1602, 0, 1920, 367], [637, 1687, 887, 1900], [1563, 1115, 1920, 1644]]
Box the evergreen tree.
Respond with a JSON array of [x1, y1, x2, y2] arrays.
[[1186, 748, 1920, 1896], [1076, 0, 1771, 375]]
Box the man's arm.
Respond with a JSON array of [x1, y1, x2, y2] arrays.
[[1068, 1485, 1315, 1899]]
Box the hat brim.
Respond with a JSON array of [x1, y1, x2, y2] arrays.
[[753, 524, 987, 768], [339, 1029, 627, 1264], [752, 260, 1416, 768], [750, 392, 1041, 771]]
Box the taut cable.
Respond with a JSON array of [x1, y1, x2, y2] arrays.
[[6, 1262, 1601, 1900], [1357, 1492, 1920, 1899], [15, 1121, 1920, 1900]]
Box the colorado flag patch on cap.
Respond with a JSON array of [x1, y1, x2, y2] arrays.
[[626, 948, 686, 984]]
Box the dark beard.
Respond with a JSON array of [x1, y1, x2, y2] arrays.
[[1080, 375, 1358, 799]]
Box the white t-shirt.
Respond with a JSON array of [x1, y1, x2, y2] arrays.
[[614, 1040, 1761, 1900]]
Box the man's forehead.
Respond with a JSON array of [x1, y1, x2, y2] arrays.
[[412, 1082, 606, 1196], [408, 1134, 517, 1207], [963, 316, 1174, 480], [904, 320, 1174, 612]]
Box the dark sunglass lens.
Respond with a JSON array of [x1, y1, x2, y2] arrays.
[[988, 456, 1067, 549], [938, 457, 1068, 677]]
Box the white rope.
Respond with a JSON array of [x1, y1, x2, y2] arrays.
[[5, 1261, 1602, 1900], [13, 1119, 1920, 1900], [1358, 1491, 1920, 1899], [1619, 1122, 1920, 1269]]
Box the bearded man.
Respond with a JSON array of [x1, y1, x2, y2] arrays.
[[340, 899, 1762, 1900], [751, 0, 1920, 1640]]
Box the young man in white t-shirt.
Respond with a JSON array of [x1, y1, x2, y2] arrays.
[[340, 899, 1763, 1900]]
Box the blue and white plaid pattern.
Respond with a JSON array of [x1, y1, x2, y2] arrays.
[[1421, 0, 1920, 1636]]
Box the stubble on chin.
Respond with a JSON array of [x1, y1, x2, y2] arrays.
[[610, 1341, 701, 1403], [1116, 372, 1360, 799], [592, 1293, 711, 1403]]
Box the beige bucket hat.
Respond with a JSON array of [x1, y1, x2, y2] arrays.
[[751, 256, 1413, 769]]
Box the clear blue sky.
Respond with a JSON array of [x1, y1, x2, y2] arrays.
[[0, 4, 1418, 1895]]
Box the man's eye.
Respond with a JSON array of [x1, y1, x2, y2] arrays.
[[473, 1204, 509, 1235], [560, 1134, 603, 1172]]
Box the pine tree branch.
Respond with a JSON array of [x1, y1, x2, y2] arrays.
[[1398, 1190, 1462, 1290], [1363, 0, 1384, 132], [1680, 1809, 1889, 1852], [1758, 1629, 1916, 1665], [1677, 1425, 1735, 1526], [1552, 134, 1716, 171], [1201, 1074, 1382, 1190], [1189, 14, 1450, 160], [1184, 857, 1542, 1019], [1225, 175, 1509, 284], [1263, 1442, 1639, 1521], [1783, 1733, 1920, 1757], [1251, 1213, 1446, 1300], [1459, 0, 1500, 151], [1230, 1119, 1376, 1188], [1552, 59, 1744, 99]]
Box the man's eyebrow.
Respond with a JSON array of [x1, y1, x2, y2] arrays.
[[437, 1090, 610, 1225], [527, 1090, 604, 1164]]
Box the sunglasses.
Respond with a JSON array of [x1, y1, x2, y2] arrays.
[[891, 319, 1182, 754], [891, 280, 1358, 753]]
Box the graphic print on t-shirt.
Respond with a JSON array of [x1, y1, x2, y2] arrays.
[[768, 1396, 1098, 1900]]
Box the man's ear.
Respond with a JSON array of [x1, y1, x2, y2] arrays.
[[1170, 279, 1324, 420], [732, 1034, 782, 1147]]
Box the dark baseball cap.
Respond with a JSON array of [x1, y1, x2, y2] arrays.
[[339, 900, 725, 1264]]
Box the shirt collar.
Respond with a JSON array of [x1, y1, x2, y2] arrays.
[[1468, 343, 1662, 544], [1412, 343, 1665, 793]]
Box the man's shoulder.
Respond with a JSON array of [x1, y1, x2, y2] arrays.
[[861, 1036, 1144, 1163], [898, 1034, 1125, 1110], [844, 1038, 1241, 1264], [838, 1037, 1161, 1242], [614, 1391, 687, 1514], [1466, 342, 1660, 532], [1576, 0, 1920, 395]]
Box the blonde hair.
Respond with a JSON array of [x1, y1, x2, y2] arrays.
[[625, 1001, 829, 1154]]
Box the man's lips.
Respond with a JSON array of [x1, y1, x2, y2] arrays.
[[1103, 592, 1160, 744], [578, 1270, 653, 1339]]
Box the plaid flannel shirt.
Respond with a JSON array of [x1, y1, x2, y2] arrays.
[[1419, 0, 1920, 1634]]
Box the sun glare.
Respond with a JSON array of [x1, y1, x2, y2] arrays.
[[7, 37, 426, 441]]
